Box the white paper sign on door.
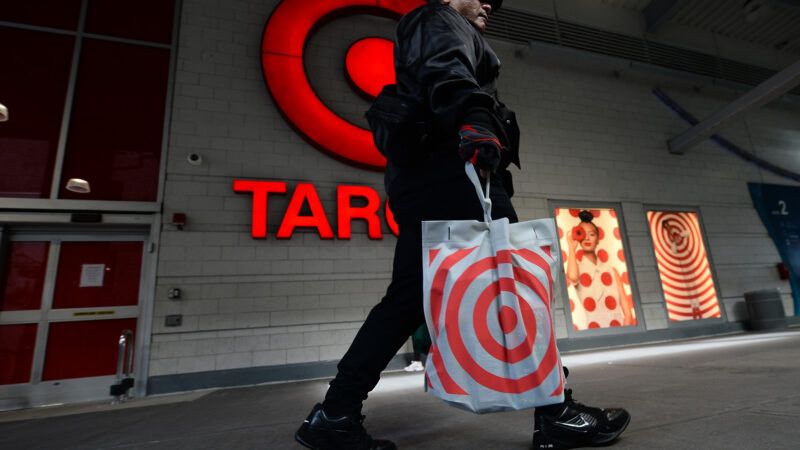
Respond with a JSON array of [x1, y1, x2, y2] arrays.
[[80, 263, 105, 287]]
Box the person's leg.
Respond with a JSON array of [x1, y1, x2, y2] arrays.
[[412, 324, 430, 361], [404, 324, 428, 371], [322, 223, 426, 415], [295, 221, 424, 450], [323, 171, 508, 414], [296, 170, 520, 449]]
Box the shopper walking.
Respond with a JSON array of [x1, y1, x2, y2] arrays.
[[295, 2, 630, 449]]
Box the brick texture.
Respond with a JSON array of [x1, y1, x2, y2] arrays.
[[150, 0, 800, 377]]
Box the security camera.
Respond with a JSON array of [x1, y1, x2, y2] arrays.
[[187, 153, 203, 166]]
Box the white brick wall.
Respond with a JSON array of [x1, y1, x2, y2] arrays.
[[149, 0, 800, 378]]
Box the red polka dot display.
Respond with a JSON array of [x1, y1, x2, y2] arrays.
[[573, 324, 579, 331], [554, 206, 637, 331]]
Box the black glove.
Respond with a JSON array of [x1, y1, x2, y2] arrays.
[[458, 124, 503, 173]]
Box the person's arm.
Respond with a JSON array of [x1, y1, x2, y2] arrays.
[[403, 8, 503, 172], [566, 234, 580, 286], [613, 267, 635, 325], [415, 10, 497, 131]]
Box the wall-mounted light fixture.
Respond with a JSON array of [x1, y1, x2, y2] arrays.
[[0, 103, 8, 122]]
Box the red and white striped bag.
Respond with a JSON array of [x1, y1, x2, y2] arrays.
[[421, 164, 565, 413]]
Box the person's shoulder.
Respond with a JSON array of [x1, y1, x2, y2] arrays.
[[398, 2, 467, 32]]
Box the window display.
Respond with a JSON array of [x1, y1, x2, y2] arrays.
[[555, 208, 636, 331], [647, 211, 721, 321]]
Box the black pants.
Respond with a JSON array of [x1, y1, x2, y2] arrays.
[[323, 172, 518, 415]]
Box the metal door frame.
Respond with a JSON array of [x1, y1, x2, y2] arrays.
[[0, 227, 154, 409]]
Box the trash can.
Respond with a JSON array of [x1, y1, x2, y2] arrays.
[[744, 289, 788, 331]]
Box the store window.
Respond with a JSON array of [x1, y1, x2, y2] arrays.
[[0, 324, 38, 385], [58, 39, 170, 201], [1, 242, 50, 311], [86, 0, 175, 45], [0, 0, 82, 30], [554, 208, 637, 331], [52, 241, 143, 309], [646, 210, 721, 321], [42, 318, 136, 381], [0, 27, 74, 198]]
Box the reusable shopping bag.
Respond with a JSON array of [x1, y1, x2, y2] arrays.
[[421, 164, 565, 413]]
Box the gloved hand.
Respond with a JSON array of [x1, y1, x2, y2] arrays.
[[458, 124, 503, 174]]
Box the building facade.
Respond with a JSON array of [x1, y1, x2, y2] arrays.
[[1, 0, 799, 410]]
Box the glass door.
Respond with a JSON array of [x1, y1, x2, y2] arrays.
[[0, 232, 147, 410]]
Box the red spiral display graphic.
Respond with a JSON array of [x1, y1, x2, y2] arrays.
[[425, 247, 563, 398], [647, 211, 721, 321]]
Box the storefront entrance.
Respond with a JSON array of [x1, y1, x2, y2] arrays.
[[0, 230, 150, 410]]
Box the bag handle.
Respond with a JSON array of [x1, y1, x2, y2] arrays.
[[465, 163, 492, 223]]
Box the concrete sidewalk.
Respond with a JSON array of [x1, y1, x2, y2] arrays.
[[1, 330, 799, 449]]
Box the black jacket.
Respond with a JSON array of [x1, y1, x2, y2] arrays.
[[386, 2, 519, 199]]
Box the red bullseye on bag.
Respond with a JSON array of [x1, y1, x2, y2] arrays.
[[571, 226, 585, 242], [422, 164, 565, 413]]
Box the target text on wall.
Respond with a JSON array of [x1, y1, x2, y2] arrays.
[[233, 180, 399, 240]]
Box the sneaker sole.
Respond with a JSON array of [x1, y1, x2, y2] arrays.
[[591, 413, 631, 446], [533, 414, 631, 449], [294, 429, 316, 449]]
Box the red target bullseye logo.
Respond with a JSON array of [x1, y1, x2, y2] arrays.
[[648, 211, 721, 321], [261, 0, 423, 169], [426, 247, 564, 397]]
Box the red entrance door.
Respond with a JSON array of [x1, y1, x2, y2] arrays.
[[0, 236, 145, 410]]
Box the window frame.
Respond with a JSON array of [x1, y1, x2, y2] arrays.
[[0, 0, 178, 210], [643, 204, 728, 328], [547, 199, 647, 338]]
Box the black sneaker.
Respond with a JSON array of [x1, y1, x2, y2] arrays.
[[295, 403, 397, 450], [533, 389, 630, 449]]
